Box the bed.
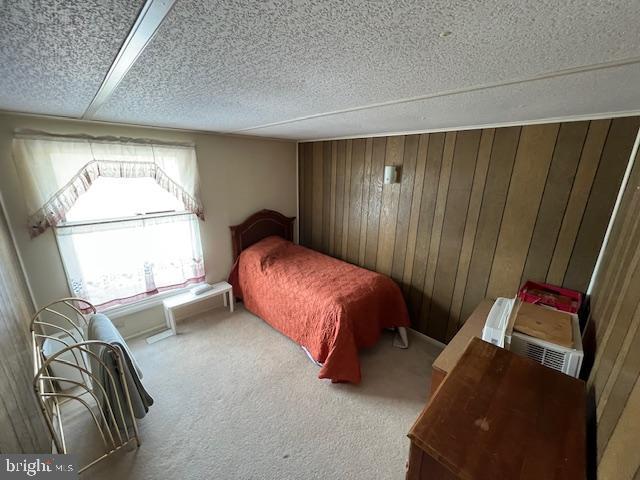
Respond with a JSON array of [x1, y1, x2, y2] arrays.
[[228, 209, 410, 384]]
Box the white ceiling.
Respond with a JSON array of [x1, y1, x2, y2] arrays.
[[1, 0, 639, 140], [0, 1, 145, 117]]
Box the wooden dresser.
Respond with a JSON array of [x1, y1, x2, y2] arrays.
[[430, 299, 493, 395], [407, 309, 586, 479]]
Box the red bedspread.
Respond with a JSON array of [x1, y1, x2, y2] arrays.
[[228, 236, 410, 383]]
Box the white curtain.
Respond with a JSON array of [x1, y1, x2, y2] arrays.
[[56, 214, 204, 309], [12, 133, 203, 236]]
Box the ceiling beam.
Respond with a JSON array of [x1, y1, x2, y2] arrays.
[[83, 0, 176, 119]]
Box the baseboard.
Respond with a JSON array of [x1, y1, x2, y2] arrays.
[[145, 329, 174, 344], [124, 324, 165, 341], [408, 328, 446, 350]]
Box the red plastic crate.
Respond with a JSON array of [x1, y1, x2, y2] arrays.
[[518, 281, 582, 314]]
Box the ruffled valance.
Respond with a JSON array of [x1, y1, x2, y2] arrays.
[[11, 133, 204, 237], [29, 160, 204, 236]]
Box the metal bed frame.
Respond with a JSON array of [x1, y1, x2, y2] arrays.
[[30, 298, 141, 474]]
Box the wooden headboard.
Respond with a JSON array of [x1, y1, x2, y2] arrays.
[[230, 209, 296, 260]]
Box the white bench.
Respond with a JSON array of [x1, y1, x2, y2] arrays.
[[154, 282, 234, 340]]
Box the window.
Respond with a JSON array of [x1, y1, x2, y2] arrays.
[[56, 177, 204, 309], [12, 134, 205, 310], [64, 176, 184, 222]]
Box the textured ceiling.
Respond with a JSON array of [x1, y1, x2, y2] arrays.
[[1, 0, 640, 139], [248, 62, 640, 140], [0, 1, 144, 117]]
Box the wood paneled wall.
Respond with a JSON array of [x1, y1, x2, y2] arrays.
[[0, 202, 49, 453], [588, 135, 640, 479], [299, 116, 640, 342]]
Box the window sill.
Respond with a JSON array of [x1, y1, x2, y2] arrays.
[[101, 284, 204, 319]]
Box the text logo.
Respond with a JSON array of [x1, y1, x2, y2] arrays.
[[0, 455, 77, 479]]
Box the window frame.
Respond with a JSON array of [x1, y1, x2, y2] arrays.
[[54, 183, 204, 312], [56, 209, 191, 230]]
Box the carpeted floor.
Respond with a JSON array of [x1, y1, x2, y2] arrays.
[[70, 306, 442, 479]]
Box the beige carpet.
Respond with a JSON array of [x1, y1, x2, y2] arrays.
[[70, 306, 441, 479]]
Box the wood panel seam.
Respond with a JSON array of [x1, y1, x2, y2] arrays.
[[546, 121, 594, 282], [483, 127, 522, 300], [562, 120, 613, 285]]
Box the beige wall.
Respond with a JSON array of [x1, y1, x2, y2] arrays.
[[0, 112, 297, 335]]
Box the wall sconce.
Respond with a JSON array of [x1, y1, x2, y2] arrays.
[[384, 165, 399, 184]]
